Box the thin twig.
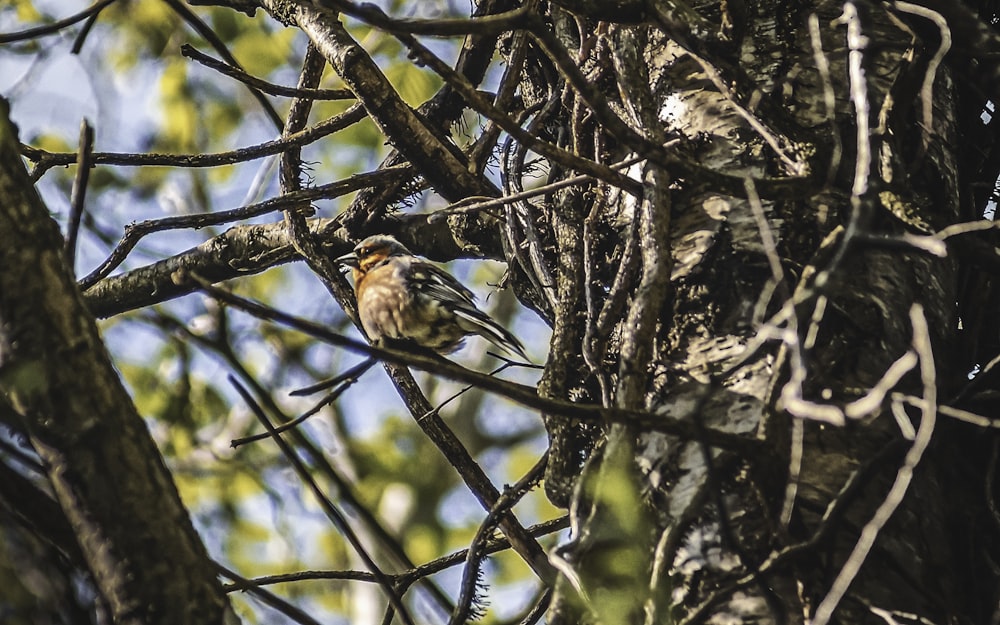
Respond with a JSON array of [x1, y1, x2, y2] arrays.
[[0, 0, 117, 44], [430, 154, 647, 223], [449, 455, 548, 625], [70, 1, 105, 53], [22, 104, 367, 179], [811, 305, 937, 625], [216, 563, 325, 625], [688, 52, 805, 175], [182, 44, 354, 100], [228, 376, 417, 625], [220, 516, 569, 591], [290, 357, 377, 396], [504, 94, 561, 310], [231, 357, 375, 447], [162, 0, 283, 130], [77, 166, 407, 289], [65, 119, 95, 272], [511, 588, 552, 625]]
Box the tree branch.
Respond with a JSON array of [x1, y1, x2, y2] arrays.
[[258, 0, 499, 202]]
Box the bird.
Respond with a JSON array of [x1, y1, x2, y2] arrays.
[[335, 234, 528, 359]]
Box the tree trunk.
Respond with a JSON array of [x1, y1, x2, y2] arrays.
[[0, 99, 233, 625], [518, 2, 994, 623]]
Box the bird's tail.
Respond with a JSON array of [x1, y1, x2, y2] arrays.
[[454, 308, 528, 360]]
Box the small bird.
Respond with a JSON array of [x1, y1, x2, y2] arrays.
[[335, 234, 528, 359]]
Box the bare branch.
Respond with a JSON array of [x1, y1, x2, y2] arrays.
[[181, 44, 354, 100], [22, 103, 366, 178], [811, 305, 938, 625], [0, 0, 117, 44], [65, 118, 94, 272], [78, 166, 409, 290], [228, 377, 416, 625]]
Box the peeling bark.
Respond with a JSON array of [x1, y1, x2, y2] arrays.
[[520, 1, 988, 623]]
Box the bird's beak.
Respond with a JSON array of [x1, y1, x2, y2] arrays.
[[334, 250, 360, 269]]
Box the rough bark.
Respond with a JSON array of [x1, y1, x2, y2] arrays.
[[514, 1, 993, 624], [0, 99, 232, 625]]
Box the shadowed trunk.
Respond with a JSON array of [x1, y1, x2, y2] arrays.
[[513, 2, 996, 623]]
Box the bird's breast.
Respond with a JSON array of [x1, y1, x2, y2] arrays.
[[357, 275, 466, 352]]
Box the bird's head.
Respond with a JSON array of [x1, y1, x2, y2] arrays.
[[335, 234, 411, 275]]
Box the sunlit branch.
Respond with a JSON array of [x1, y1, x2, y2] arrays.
[[162, 0, 283, 130], [0, 0, 117, 44], [893, 2, 951, 160], [811, 305, 938, 625], [22, 103, 367, 179], [190, 275, 768, 457], [809, 13, 843, 187], [77, 165, 409, 290], [229, 376, 418, 625], [181, 44, 354, 100]]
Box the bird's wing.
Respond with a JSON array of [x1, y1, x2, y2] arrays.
[[452, 306, 528, 359], [406, 260, 477, 306], [406, 260, 527, 359]]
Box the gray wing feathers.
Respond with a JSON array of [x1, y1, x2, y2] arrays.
[[452, 308, 528, 359], [408, 261, 527, 359], [410, 263, 476, 303]]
